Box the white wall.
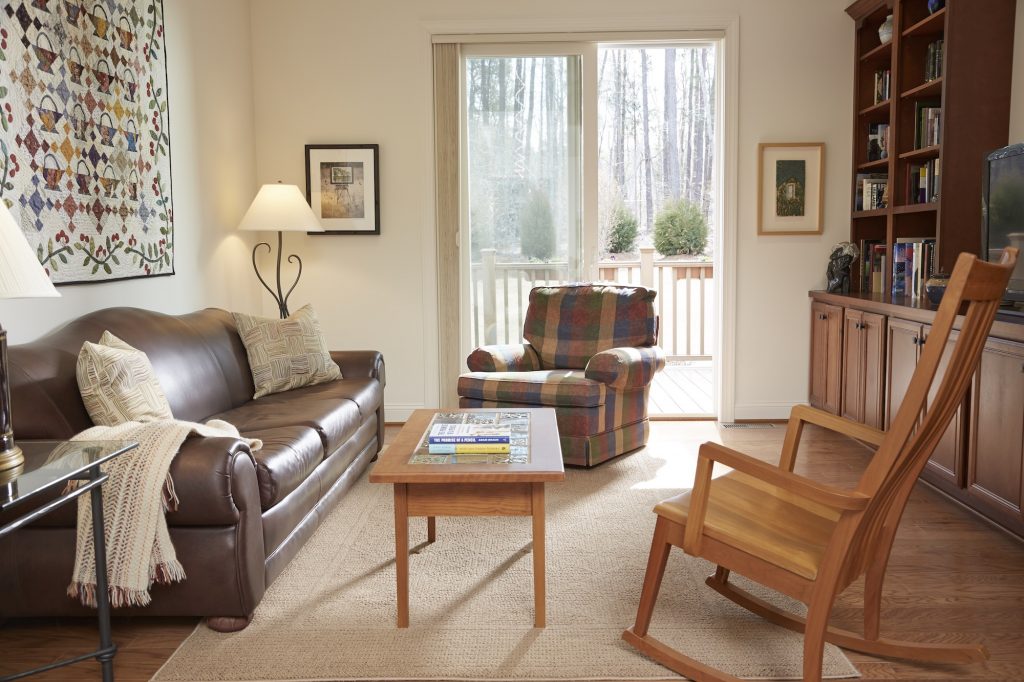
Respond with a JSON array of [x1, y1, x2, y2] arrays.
[[1011, 2, 1024, 143], [248, 0, 855, 420], [0, 0, 259, 343]]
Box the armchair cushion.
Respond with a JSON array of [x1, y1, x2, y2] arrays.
[[584, 346, 666, 390], [524, 285, 658, 369], [466, 344, 542, 372], [457, 370, 605, 408]]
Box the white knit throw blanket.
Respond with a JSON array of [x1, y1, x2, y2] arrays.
[[66, 419, 262, 608]]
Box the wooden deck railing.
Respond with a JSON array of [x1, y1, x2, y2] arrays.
[[470, 247, 714, 360]]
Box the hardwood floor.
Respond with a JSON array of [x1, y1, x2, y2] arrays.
[[2, 420, 1023, 681]]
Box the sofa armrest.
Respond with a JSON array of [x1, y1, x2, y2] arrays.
[[330, 350, 385, 386], [466, 344, 542, 372], [584, 346, 666, 390], [166, 436, 262, 526]]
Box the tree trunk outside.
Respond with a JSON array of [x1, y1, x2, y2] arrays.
[[641, 50, 654, 232], [663, 48, 680, 203]]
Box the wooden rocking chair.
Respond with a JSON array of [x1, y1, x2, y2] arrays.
[[623, 248, 1019, 682]]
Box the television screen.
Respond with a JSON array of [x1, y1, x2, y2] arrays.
[[982, 143, 1024, 302]]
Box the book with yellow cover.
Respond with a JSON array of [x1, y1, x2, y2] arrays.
[[427, 443, 511, 454]]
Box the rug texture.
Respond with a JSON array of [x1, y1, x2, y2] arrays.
[[152, 448, 858, 681]]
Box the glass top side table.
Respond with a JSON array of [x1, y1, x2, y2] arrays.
[[0, 440, 137, 682]]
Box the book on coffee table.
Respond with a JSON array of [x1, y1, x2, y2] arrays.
[[410, 411, 531, 464]]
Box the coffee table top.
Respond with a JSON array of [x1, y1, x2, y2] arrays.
[[369, 408, 565, 484]]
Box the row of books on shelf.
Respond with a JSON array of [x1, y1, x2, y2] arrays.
[[873, 68, 891, 105], [914, 100, 942, 148], [867, 122, 890, 161], [856, 173, 888, 211], [924, 39, 944, 82], [859, 238, 936, 297], [906, 158, 940, 205]]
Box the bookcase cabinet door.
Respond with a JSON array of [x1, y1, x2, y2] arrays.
[[842, 310, 886, 427], [810, 302, 843, 414], [967, 337, 1024, 534], [886, 319, 963, 487]]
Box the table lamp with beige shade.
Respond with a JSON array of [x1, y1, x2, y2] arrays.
[[0, 202, 60, 479], [237, 182, 324, 319]]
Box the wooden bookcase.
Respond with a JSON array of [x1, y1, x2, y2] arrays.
[[845, 0, 1016, 293]]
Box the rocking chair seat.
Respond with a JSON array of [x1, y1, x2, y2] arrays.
[[655, 470, 840, 581]]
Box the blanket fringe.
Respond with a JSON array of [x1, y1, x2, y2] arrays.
[[68, 560, 186, 608]]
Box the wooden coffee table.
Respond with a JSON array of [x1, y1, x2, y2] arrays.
[[369, 408, 564, 628]]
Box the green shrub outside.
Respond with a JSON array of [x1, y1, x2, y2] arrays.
[[607, 203, 639, 253], [520, 188, 555, 260], [653, 199, 708, 256]]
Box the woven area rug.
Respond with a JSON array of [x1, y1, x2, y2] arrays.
[[153, 445, 858, 681]]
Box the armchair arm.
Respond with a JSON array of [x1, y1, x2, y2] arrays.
[[584, 345, 666, 389], [779, 404, 884, 472], [683, 441, 870, 554], [466, 344, 542, 372]]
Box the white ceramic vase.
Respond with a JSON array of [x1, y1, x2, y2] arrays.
[[878, 14, 894, 44]]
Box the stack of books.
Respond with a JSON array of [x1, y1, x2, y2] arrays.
[[867, 123, 890, 161], [925, 39, 944, 82], [874, 68, 891, 104], [907, 159, 940, 204], [426, 422, 511, 454], [856, 173, 889, 211], [860, 240, 887, 295], [914, 100, 942, 148], [892, 238, 937, 299]]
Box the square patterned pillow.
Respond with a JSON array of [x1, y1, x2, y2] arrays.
[[232, 304, 342, 399], [76, 331, 175, 426]]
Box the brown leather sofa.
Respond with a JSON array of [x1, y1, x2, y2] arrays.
[[0, 307, 384, 631]]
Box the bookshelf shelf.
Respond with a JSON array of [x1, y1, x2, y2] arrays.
[[892, 203, 937, 214], [858, 99, 891, 117], [853, 208, 889, 219], [845, 0, 1015, 295], [858, 158, 890, 171], [902, 7, 945, 37], [898, 144, 940, 160], [901, 77, 942, 100], [860, 40, 893, 63]]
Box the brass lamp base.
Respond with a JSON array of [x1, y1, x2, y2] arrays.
[[0, 443, 24, 473]]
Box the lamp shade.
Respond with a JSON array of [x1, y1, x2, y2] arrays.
[[0, 203, 59, 299], [237, 183, 324, 233]]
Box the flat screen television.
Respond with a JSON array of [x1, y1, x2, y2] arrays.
[[982, 142, 1024, 304]]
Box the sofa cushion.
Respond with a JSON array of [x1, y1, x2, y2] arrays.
[[243, 425, 324, 510], [210, 393, 360, 454], [457, 370, 606, 408], [255, 377, 382, 420], [232, 305, 341, 399], [75, 331, 174, 425]]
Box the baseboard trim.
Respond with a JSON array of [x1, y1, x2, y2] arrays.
[[733, 401, 798, 420], [383, 404, 425, 422]]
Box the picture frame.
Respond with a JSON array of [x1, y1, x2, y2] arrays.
[[305, 144, 380, 235], [757, 142, 825, 235]]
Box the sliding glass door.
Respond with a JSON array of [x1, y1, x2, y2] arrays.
[[463, 49, 583, 349]]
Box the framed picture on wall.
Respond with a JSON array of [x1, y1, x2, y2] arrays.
[[757, 142, 825, 235], [304, 144, 381, 234]]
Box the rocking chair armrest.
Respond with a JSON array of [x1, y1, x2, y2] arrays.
[[779, 404, 885, 472], [684, 441, 870, 554]]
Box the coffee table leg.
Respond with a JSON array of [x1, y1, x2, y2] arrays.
[[393, 483, 410, 628], [427, 516, 436, 543], [531, 482, 545, 628]]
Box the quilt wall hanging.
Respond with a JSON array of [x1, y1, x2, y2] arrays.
[[0, 0, 173, 284]]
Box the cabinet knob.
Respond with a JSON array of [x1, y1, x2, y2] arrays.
[[912, 335, 919, 345]]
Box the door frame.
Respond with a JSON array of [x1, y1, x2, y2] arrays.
[[426, 16, 740, 421]]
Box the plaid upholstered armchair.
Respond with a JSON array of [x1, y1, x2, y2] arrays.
[[457, 284, 665, 467]]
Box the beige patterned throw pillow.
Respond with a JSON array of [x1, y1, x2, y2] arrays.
[[232, 305, 342, 399], [76, 332, 175, 426]]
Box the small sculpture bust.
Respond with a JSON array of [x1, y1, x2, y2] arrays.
[[826, 242, 860, 294]]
